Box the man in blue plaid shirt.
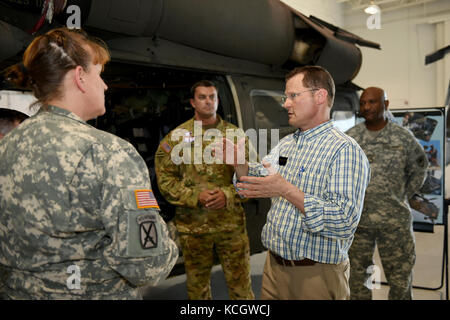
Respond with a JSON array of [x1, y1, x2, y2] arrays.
[[218, 66, 370, 299]]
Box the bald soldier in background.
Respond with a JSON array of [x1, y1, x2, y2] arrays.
[[346, 87, 428, 300], [155, 80, 254, 300]]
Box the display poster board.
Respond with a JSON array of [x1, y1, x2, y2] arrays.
[[390, 108, 446, 227]]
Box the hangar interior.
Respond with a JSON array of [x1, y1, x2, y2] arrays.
[[0, 0, 449, 300], [145, 0, 450, 300]]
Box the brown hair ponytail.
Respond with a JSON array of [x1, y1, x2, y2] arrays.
[[3, 27, 110, 111]]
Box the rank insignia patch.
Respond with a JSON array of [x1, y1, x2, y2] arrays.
[[137, 214, 158, 249], [135, 189, 160, 209]]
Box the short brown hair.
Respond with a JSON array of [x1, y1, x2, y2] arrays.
[[190, 80, 217, 98], [3, 28, 110, 110], [286, 66, 335, 107]]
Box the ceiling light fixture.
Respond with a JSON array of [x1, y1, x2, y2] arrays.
[[364, 1, 380, 14]]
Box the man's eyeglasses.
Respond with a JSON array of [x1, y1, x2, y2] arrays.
[[281, 88, 319, 104]]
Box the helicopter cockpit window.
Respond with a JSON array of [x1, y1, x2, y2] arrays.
[[250, 89, 297, 142], [332, 111, 355, 132]]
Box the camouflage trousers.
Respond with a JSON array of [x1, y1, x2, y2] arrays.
[[349, 224, 416, 300], [179, 225, 255, 300]]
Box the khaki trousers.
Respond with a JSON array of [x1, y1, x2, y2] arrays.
[[261, 251, 350, 300]]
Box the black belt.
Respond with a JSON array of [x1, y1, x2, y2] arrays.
[[270, 251, 316, 267]]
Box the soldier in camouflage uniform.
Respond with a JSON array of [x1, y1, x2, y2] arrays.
[[346, 87, 428, 300], [0, 28, 178, 299], [155, 80, 254, 300], [0, 109, 29, 298]]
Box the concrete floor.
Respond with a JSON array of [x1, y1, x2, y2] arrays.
[[371, 225, 448, 300], [140, 251, 265, 300], [140, 225, 448, 300]]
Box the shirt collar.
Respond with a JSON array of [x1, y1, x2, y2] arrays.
[[189, 115, 224, 130], [40, 105, 87, 124], [293, 120, 334, 142]]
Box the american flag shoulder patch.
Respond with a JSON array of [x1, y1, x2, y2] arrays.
[[161, 141, 172, 154], [134, 189, 160, 209]]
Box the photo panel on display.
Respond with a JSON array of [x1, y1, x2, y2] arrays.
[[392, 109, 446, 226]]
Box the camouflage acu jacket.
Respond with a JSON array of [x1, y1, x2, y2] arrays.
[[346, 121, 428, 228], [0, 106, 178, 299], [155, 116, 249, 234]]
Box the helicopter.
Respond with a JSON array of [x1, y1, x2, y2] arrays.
[[0, 0, 382, 274]]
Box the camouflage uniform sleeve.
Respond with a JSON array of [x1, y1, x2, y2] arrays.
[[154, 136, 200, 208], [404, 133, 428, 199], [219, 185, 244, 209], [89, 142, 178, 287]]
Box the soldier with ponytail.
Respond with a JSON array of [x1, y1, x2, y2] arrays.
[[0, 28, 178, 299]]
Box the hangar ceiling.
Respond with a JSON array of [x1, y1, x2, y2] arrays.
[[337, 0, 439, 13]]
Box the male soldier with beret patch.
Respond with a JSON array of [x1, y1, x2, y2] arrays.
[[346, 87, 428, 300], [155, 80, 254, 300]]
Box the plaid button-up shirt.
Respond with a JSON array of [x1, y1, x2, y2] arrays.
[[247, 121, 370, 264]]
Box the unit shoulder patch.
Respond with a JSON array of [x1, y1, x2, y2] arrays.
[[126, 211, 163, 257], [137, 214, 158, 249]]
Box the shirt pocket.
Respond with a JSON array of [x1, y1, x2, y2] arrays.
[[297, 167, 324, 195]]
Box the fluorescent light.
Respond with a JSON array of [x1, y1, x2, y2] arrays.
[[365, 4, 380, 15]]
